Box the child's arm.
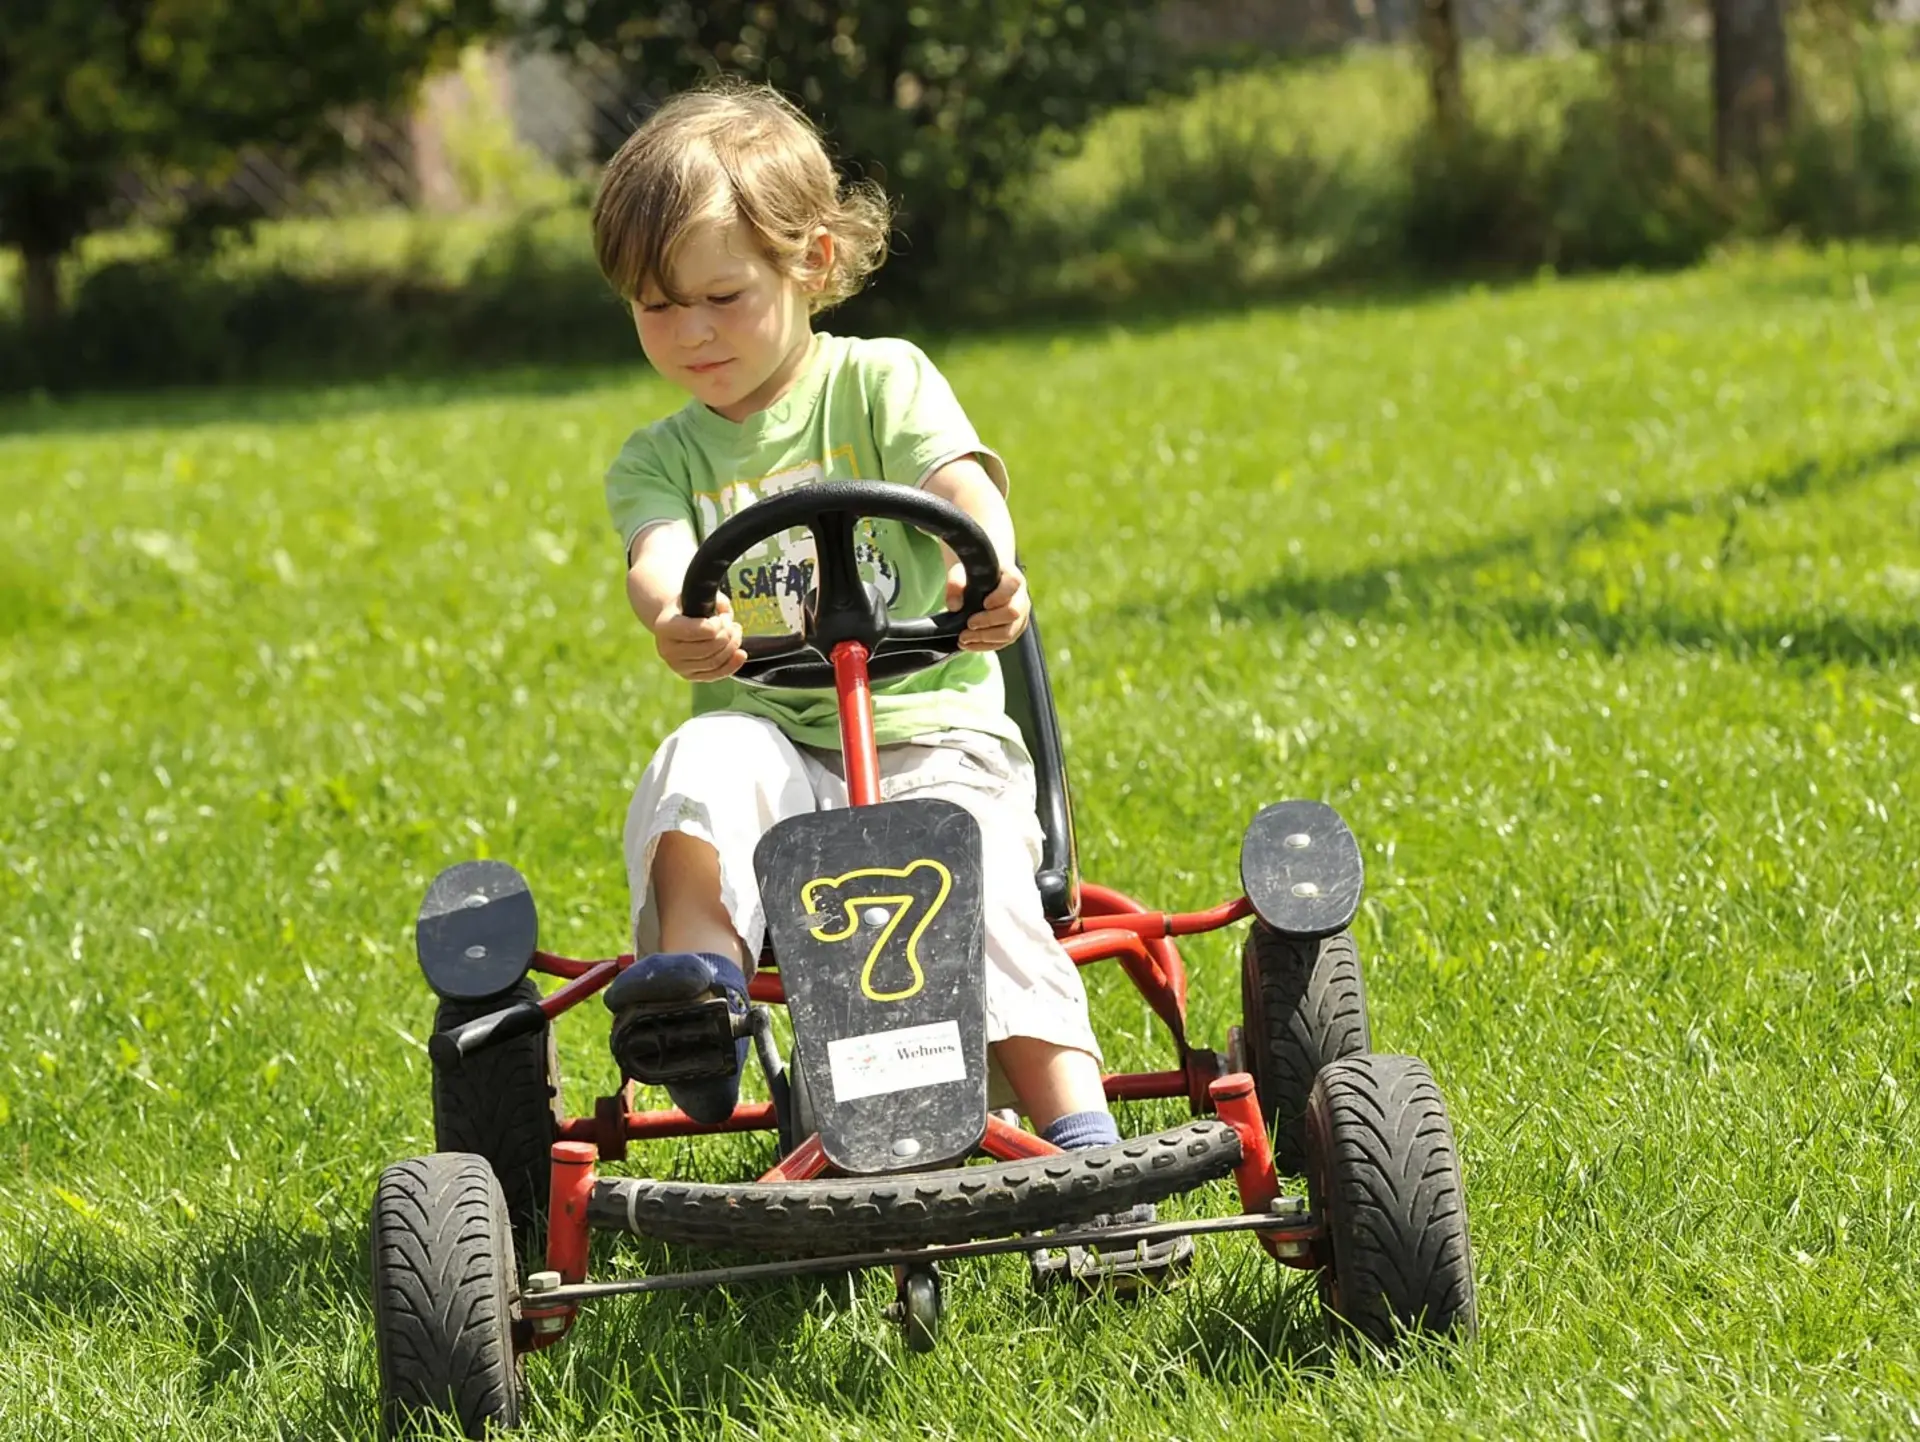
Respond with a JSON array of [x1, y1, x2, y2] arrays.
[[626, 521, 747, 682], [923, 457, 1031, 653]]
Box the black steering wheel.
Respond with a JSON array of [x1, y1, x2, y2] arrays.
[[680, 481, 1001, 689]]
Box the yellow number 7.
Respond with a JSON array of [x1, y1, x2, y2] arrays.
[[800, 860, 953, 1003]]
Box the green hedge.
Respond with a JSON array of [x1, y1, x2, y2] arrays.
[[0, 209, 634, 392], [5, 37, 1919, 392], [981, 37, 1920, 317]]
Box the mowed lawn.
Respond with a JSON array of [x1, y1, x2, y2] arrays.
[[3, 246, 1919, 1440]]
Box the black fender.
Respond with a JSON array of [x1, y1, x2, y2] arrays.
[[415, 860, 538, 1001], [1240, 801, 1363, 938]]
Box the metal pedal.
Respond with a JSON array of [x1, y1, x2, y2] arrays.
[[1030, 1233, 1196, 1295], [609, 996, 740, 1084]]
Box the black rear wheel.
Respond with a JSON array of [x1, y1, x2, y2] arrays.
[[1241, 923, 1370, 1170], [370, 1153, 524, 1437], [432, 978, 561, 1242], [592, 1119, 1244, 1252], [1305, 1053, 1476, 1348]]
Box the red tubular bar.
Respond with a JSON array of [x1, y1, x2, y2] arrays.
[[536, 960, 620, 1020], [832, 640, 882, 807], [536, 951, 788, 1006], [1080, 882, 1191, 1022], [1071, 895, 1255, 940], [980, 1114, 1065, 1160], [536, 949, 789, 1006], [1064, 928, 1186, 1046], [555, 1101, 778, 1146], [1102, 1069, 1191, 1102], [1208, 1072, 1291, 1259], [1061, 928, 1169, 984], [546, 1142, 596, 1283], [522, 1141, 597, 1353], [530, 950, 617, 980], [761, 1133, 830, 1182]]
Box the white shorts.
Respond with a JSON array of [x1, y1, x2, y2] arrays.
[[623, 711, 1100, 1063]]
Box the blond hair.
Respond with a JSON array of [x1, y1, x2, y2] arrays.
[[593, 81, 891, 313]]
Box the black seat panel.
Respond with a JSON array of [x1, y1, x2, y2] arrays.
[[1000, 612, 1080, 926]]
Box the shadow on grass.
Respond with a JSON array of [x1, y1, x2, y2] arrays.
[[542, 1229, 1337, 1432], [0, 1199, 1343, 1437], [1200, 431, 1920, 670], [0, 257, 1531, 444], [1, 1208, 375, 1438], [1158, 1244, 1337, 1380], [0, 360, 652, 443]]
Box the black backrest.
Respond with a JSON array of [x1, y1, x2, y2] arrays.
[[1000, 613, 1080, 925]]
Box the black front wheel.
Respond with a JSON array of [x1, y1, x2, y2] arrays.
[[432, 978, 561, 1242], [1241, 923, 1370, 1170], [1305, 1054, 1476, 1348], [371, 1153, 524, 1437]]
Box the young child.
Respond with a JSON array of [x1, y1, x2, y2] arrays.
[[591, 81, 1120, 1155]]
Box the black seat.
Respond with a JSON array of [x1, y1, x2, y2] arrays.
[[1000, 612, 1081, 925]]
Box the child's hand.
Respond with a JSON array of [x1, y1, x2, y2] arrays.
[[947, 563, 1030, 652], [653, 592, 747, 681]]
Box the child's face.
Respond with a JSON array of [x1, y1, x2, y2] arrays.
[[632, 216, 816, 422]]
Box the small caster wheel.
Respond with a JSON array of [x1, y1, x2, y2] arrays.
[[891, 1265, 941, 1353]]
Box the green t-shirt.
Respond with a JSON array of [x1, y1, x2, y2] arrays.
[[605, 333, 1026, 752]]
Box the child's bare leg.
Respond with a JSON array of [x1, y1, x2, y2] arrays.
[[650, 831, 752, 971], [991, 1036, 1108, 1133]]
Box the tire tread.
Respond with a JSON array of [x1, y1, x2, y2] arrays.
[[1308, 1053, 1476, 1348], [431, 979, 560, 1239], [1243, 924, 1371, 1169], [591, 1120, 1243, 1252], [370, 1153, 523, 1437]]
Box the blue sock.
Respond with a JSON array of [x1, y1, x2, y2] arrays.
[[1042, 1110, 1121, 1151]]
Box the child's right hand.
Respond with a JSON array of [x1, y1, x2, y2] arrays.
[[652, 593, 747, 682]]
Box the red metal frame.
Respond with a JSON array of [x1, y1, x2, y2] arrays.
[[529, 630, 1288, 1272], [527, 908, 1259, 1162], [556, 1101, 779, 1148], [1209, 1072, 1318, 1267], [833, 640, 882, 807], [522, 1140, 597, 1353], [980, 1114, 1065, 1160], [760, 1133, 830, 1182]]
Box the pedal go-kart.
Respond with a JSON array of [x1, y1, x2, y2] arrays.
[[369, 482, 1477, 1435]]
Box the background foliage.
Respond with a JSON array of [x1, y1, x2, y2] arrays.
[[4, 30, 1918, 394], [0, 0, 503, 332], [526, 0, 1174, 305]]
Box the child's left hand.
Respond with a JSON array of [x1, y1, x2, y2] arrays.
[[946, 563, 1031, 651]]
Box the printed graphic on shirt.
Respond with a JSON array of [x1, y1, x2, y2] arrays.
[[693, 454, 901, 638]]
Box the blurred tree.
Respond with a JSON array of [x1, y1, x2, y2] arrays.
[[527, 1, 1172, 299], [0, 0, 503, 330], [1415, 0, 1467, 137], [1711, 0, 1792, 173], [1607, 0, 1666, 43]]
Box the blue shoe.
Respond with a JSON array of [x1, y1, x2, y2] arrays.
[[606, 952, 749, 1126]]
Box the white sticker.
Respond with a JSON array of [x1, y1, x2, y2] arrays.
[[826, 1019, 967, 1103]]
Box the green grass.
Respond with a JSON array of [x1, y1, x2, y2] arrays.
[[4, 242, 1920, 1439]]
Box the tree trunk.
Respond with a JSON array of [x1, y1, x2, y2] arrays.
[[1609, 0, 1665, 44], [1712, 0, 1792, 175], [21, 246, 62, 331], [1416, 0, 1467, 139]]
